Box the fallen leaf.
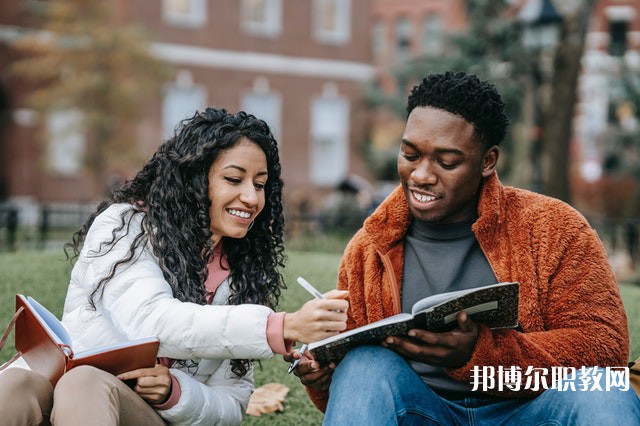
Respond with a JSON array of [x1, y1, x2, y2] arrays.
[[246, 382, 290, 416]]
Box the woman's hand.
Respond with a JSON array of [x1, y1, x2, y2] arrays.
[[283, 289, 349, 343], [117, 364, 173, 404]]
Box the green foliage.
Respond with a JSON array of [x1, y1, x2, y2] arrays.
[[620, 285, 640, 359], [10, 0, 171, 180], [1, 249, 639, 425], [364, 0, 530, 182]]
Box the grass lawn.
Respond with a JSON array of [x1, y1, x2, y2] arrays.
[[1, 249, 639, 425]]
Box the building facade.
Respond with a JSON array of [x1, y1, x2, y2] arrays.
[[576, 0, 640, 185], [0, 0, 375, 221], [2, 0, 636, 224]]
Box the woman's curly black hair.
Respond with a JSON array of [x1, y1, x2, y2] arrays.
[[407, 71, 509, 150], [65, 107, 286, 377]]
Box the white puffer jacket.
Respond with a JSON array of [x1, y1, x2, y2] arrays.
[[62, 203, 276, 425]]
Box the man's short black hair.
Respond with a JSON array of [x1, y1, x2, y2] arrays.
[[407, 71, 509, 148]]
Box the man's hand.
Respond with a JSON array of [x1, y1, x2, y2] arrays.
[[284, 349, 335, 392], [382, 311, 479, 368], [117, 364, 173, 404]]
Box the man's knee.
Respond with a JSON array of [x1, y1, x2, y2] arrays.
[[330, 345, 425, 399], [335, 346, 406, 377], [325, 347, 450, 424], [543, 386, 640, 421], [552, 382, 637, 405]]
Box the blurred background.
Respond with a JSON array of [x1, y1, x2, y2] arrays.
[[0, 0, 639, 283]]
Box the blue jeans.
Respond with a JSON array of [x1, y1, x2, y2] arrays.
[[323, 346, 640, 425]]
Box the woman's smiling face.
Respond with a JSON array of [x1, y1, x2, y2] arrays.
[[207, 138, 268, 244]]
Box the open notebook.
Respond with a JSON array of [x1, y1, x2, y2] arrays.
[[13, 294, 159, 386]]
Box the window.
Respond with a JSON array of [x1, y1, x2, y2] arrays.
[[310, 94, 349, 186], [313, 0, 351, 44], [609, 20, 628, 57], [162, 0, 207, 28], [162, 84, 206, 140], [395, 17, 412, 62], [372, 19, 386, 63], [421, 14, 443, 55], [47, 110, 85, 175], [241, 82, 282, 142], [242, 0, 282, 37]]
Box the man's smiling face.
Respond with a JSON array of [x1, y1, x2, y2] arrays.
[[398, 106, 498, 224]]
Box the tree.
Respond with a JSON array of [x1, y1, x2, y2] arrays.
[[542, 0, 596, 201], [364, 0, 530, 184], [365, 0, 596, 202], [10, 0, 171, 192]]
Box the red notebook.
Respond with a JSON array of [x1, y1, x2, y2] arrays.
[[12, 294, 159, 386]]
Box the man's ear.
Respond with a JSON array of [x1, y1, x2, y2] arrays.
[[481, 146, 500, 178]]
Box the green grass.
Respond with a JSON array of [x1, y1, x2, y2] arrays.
[[0, 250, 338, 425], [245, 251, 341, 425], [1, 250, 639, 425], [621, 284, 640, 359]]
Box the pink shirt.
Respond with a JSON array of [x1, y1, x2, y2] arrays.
[[154, 247, 292, 410]]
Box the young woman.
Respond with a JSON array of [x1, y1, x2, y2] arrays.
[[0, 107, 348, 425]]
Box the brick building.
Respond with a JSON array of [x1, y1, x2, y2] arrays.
[[0, 0, 375, 221], [371, 0, 467, 91], [575, 0, 640, 184], [366, 0, 468, 175], [1, 0, 638, 225]]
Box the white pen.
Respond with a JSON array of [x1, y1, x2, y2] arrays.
[[287, 277, 325, 374]]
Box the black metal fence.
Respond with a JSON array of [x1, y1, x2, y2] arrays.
[[0, 205, 18, 251], [0, 203, 97, 251]]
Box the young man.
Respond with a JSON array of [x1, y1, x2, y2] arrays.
[[288, 72, 640, 424]]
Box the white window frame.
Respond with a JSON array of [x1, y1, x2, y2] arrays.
[[395, 17, 412, 62], [309, 92, 349, 186], [421, 14, 443, 55], [162, 83, 207, 140], [372, 19, 387, 63], [241, 87, 282, 143], [162, 0, 207, 28], [46, 110, 85, 176], [241, 0, 282, 38], [313, 0, 351, 45]]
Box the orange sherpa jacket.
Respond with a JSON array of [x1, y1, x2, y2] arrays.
[[307, 172, 629, 412]]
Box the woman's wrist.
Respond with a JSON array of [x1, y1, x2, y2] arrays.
[[152, 373, 181, 410], [282, 312, 300, 342]]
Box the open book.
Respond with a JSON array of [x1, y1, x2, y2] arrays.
[[12, 294, 160, 386], [308, 282, 519, 365]]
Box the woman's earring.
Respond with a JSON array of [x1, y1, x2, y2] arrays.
[[248, 221, 254, 231]]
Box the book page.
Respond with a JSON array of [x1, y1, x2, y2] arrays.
[[410, 282, 516, 315], [442, 301, 498, 324], [411, 282, 519, 333], [308, 314, 415, 365], [308, 313, 412, 349], [26, 296, 72, 349], [74, 337, 160, 359], [308, 282, 519, 365]]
